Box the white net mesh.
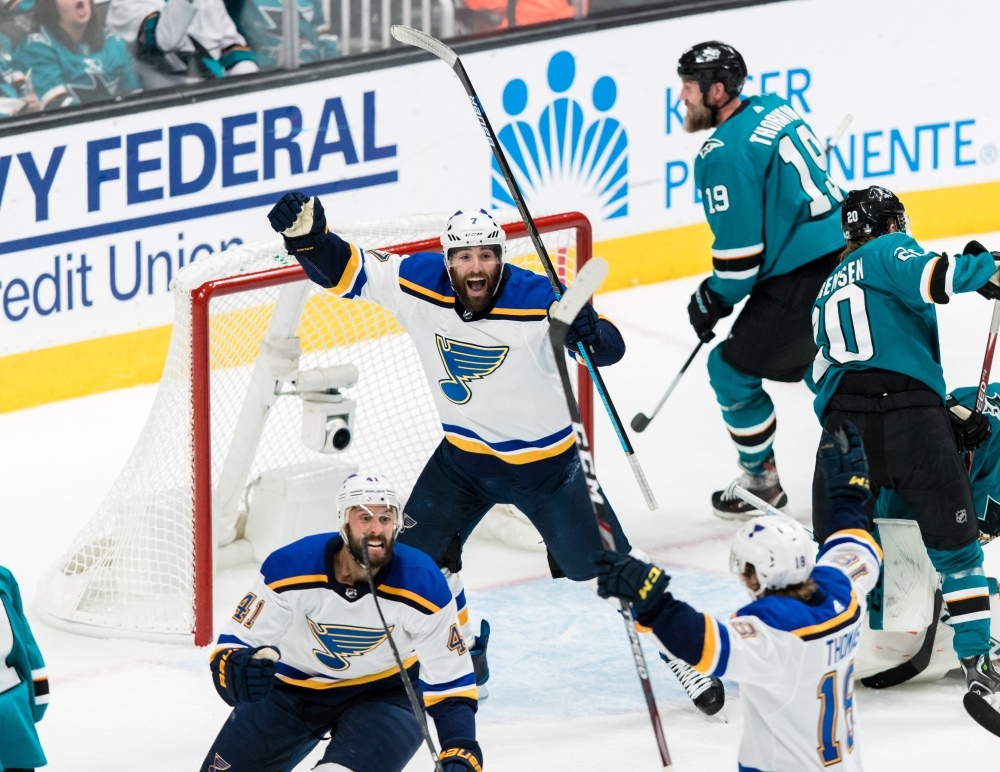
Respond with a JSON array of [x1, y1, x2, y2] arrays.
[[35, 213, 583, 642]]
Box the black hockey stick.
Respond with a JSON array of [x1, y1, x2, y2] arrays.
[[390, 24, 658, 512], [966, 299, 1000, 474], [361, 536, 446, 772], [964, 690, 1000, 738], [548, 258, 672, 766], [631, 341, 703, 433], [860, 589, 943, 690]]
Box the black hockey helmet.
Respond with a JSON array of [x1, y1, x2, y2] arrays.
[[841, 186, 907, 241], [677, 41, 747, 98]]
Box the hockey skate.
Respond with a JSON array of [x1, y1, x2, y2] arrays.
[[661, 653, 725, 717], [712, 455, 787, 521], [962, 654, 1000, 737], [470, 619, 490, 700]]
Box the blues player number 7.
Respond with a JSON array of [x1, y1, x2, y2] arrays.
[[780, 125, 844, 217], [817, 664, 855, 765]]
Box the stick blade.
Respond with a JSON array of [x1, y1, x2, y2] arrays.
[[390, 25, 458, 67], [550, 258, 609, 326], [631, 413, 650, 433], [964, 691, 1000, 737]]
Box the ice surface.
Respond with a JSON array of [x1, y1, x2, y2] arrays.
[[3, 231, 1000, 770]]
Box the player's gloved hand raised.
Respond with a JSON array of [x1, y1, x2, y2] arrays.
[[439, 741, 483, 772], [212, 646, 279, 706], [590, 551, 670, 616], [818, 421, 871, 503], [565, 303, 604, 355], [947, 396, 992, 453], [687, 279, 732, 343], [267, 192, 328, 256], [967, 240, 1000, 301]]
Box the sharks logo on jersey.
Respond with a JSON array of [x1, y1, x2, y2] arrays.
[[983, 393, 1000, 420], [436, 335, 509, 404], [699, 138, 724, 158], [308, 619, 391, 671]]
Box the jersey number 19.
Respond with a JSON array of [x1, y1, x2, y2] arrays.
[[779, 125, 844, 217], [817, 663, 855, 765]]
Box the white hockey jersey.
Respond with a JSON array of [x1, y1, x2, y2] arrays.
[[332, 244, 583, 474], [653, 527, 882, 772], [211, 534, 477, 715], [106, 0, 249, 59]]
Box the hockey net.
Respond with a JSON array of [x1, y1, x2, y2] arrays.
[[35, 212, 593, 645]]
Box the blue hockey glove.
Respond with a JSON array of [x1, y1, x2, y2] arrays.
[[439, 741, 483, 772], [818, 421, 871, 503], [590, 551, 670, 616], [687, 279, 732, 343], [267, 192, 328, 256], [212, 646, 279, 706], [564, 303, 603, 355], [947, 396, 992, 453]]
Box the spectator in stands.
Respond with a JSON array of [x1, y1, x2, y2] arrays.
[[0, 0, 32, 20], [106, 0, 257, 89], [460, 0, 572, 31], [232, 0, 338, 69], [13, 0, 141, 109], [0, 29, 40, 115]]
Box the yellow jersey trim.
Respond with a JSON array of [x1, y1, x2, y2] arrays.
[[277, 654, 420, 689], [399, 277, 455, 304], [488, 306, 548, 317], [836, 529, 884, 561], [266, 574, 328, 591], [444, 433, 576, 465], [424, 687, 479, 706], [379, 584, 441, 613], [326, 243, 361, 296], [458, 607, 469, 626], [791, 592, 859, 639], [693, 614, 717, 673]]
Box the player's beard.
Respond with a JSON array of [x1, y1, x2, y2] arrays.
[[684, 99, 716, 133], [451, 263, 502, 312], [344, 524, 395, 571]]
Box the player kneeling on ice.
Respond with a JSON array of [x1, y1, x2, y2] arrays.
[[202, 475, 482, 772], [266, 193, 725, 715], [810, 187, 1000, 703], [593, 422, 881, 771]]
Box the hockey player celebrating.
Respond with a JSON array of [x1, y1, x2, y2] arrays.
[[678, 41, 845, 518], [811, 186, 1000, 705], [203, 474, 482, 772], [266, 193, 725, 716], [592, 422, 880, 771], [0, 564, 50, 771]]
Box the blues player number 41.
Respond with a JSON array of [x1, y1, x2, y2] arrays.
[[817, 664, 855, 765]]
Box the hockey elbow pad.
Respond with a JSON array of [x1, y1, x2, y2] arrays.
[[268, 193, 329, 256], [212, 646, 279, 706], [439, 741, 483, 772]]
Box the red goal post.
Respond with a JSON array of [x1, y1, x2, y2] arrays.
[[189, 213, 594, 645]]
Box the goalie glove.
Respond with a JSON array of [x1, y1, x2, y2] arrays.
[[211, 646, 280, 706], [818, 421, 871, 503], [589, 551, 671, 616], [947, 396, 992, 453], [267, 192, 328, 256], [967, 240, 1000, 301]]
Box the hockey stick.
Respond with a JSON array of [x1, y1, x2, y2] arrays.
[[548, 258, 672, 767], [732, 486, 813, 536], [966, 299, 1000, 473], [964, 689, 1000, 738], [861, 589, 943, 689], [361, 536, 446, 772], [631, 341, 703, 433], [390, 24, 658, 512], [824, 114, 853, 156]]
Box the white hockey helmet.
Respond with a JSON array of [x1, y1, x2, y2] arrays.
[[336, 473, 403, 536], [729, 515, 815, 598], [440, 209, 506, 266]]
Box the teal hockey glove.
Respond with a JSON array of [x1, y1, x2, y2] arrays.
[[590, 551, 671, 616], [818, 421, 871, 502]]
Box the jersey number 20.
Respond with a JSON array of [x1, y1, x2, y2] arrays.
[[813, 283, 875, 381], [779, 125, 844, 217], [817, 663, 855, 765]]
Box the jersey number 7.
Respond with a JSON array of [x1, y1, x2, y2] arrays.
[[780, 125, 844, 217]]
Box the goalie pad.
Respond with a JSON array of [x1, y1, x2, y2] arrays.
[[870, 518, 938, 632]]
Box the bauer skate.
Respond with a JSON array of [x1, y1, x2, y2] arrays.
[[962, 654, 1000, 737], [712, 455, 787, 521], [661, 653, 725, 716]]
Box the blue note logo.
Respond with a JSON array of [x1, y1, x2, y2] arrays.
[[493, 51, 628, 221], [209, 755, 232, 772], [436, 335, 509, 404], [308, 619, 391, 671]]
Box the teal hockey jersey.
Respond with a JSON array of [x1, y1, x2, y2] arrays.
[[0, 566, 48, 770], [238, 0, 338, 70], [811, 234, 997, 419], [695, 94, 846, 308], [12, 26, 140, 108]]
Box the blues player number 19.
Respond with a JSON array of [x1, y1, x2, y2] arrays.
[[817, 663, 855, 766]]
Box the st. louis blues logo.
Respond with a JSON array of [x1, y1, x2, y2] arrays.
[[436, 335, 509, 404], [492, 51, 628, 221], [308, 619, 391, 671]]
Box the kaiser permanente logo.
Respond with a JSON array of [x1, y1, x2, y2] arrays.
[[492, 51, 628, 221]]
